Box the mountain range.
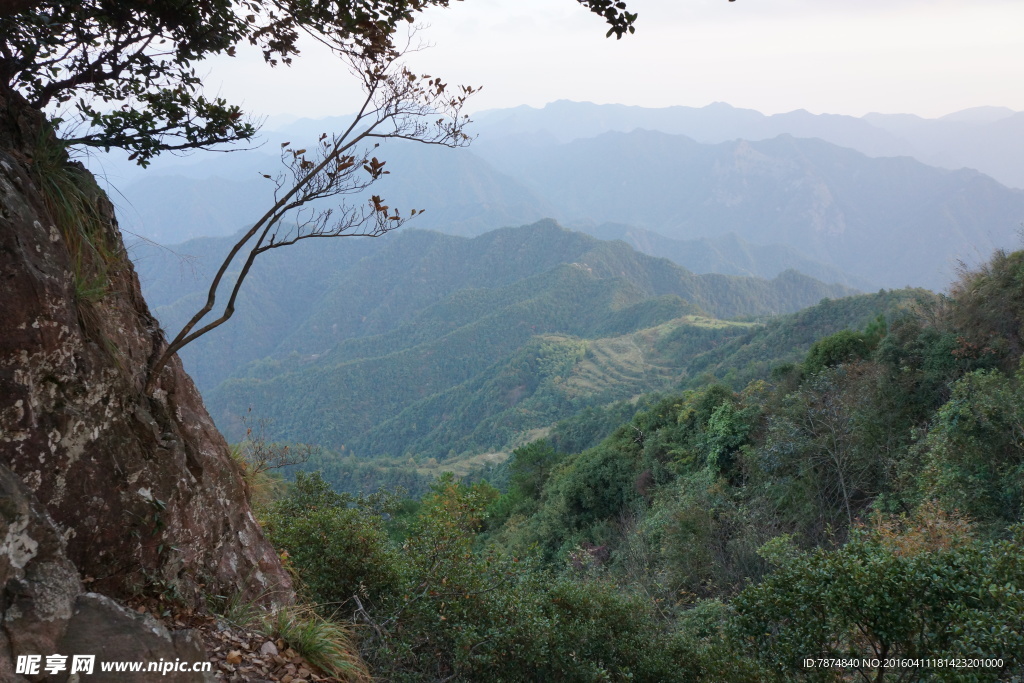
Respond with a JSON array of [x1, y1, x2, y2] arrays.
[[105, 101, 1024, 293], [135, 221, 861, 462], [471, 100, 1024, 189], [482, 130, 1024, 290]]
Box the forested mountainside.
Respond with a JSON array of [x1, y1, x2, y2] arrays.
[[135, 221, 859, 457], [15, 0, 1024, 677], [136, 221, 858, 394], [275, 288, 922, 497], [258, 247, 1024, 682]]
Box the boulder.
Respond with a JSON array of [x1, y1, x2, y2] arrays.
[[0, 464, 214, 682]]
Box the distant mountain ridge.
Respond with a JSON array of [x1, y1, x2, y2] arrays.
[[109, 100, 1024, 294], [114, 142, 555, 243], [482, 130, 1024, 290], [471, 99, 1024, 188], [862, 109, 1024, 189], [470, 100, 917, 160], [576, 223, 873, 290]]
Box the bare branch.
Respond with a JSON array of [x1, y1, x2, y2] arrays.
[[236, 410, 317, 476], [146, 46, 478, 391]]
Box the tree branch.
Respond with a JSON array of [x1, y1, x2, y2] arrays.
[[145, 49, 477, 391]]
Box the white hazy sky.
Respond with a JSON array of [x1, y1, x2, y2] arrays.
[[202, 0, 1024, 119]]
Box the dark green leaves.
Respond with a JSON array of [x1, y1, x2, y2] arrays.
[[2, 0, 637, 162]]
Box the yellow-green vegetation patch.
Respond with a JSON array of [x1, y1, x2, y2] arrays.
[[677, 314, 760, 330], [415, 450, 513, 477], [414, 426, 552, 477], [561, 314, 755, 400]]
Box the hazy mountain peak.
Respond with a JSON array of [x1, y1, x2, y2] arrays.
[[939, 105, 1017, 123], [703, 101, 740, 111], [861, 112, 927, 124]]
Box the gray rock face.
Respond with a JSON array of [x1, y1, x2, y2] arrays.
[[0, 465, 215, 682], [0, 87, 292, 675], [0, 86, 291, 608], [0, 463, 81, 682]]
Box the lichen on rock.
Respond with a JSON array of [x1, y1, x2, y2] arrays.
[[0, 85, 293, 675]]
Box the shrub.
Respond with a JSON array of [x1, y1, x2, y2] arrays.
[[261, 472, 404, 608], [730, 521, 1024, 681], [914, 368, 1024, 526], [803, 329, 871, 375]]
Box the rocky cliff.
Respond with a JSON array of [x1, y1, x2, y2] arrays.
[[0, 88, 293, 679]]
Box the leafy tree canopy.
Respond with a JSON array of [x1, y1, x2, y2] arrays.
[[0, 0, 637, 164]]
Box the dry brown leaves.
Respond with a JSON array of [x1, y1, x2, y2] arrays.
[[126, 598, 345, 683]]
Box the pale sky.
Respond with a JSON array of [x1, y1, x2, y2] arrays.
[[199, 0, 1024, 121]]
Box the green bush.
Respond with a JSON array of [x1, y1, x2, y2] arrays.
[[731, 523, 1024, 681], [803, 329, 871, 375], [915, 368, 1024, 526], [261, 472, 404, 608], [949, 249, 1024, 369]]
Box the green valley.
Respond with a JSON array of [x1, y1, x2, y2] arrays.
[[136, 221, 867, 480], [260, 247, 1024, 682]]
